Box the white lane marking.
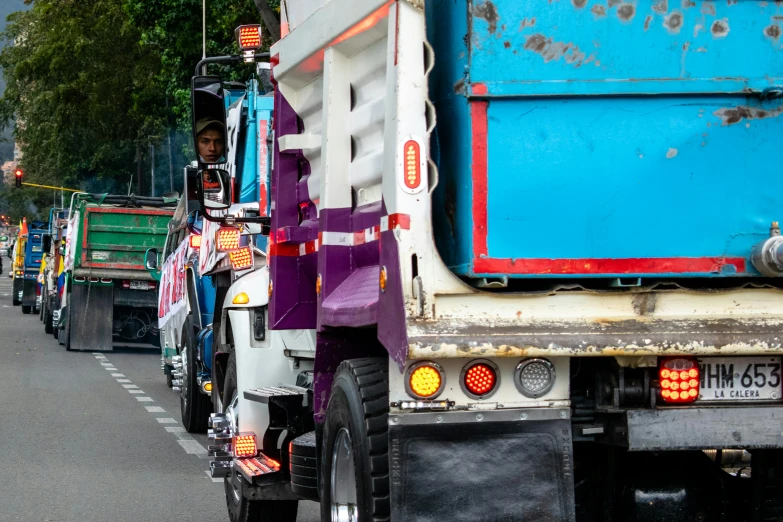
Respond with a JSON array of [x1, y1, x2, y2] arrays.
[[122, 384, 139, 389], [165, 426, 187, 434], [156, 418, 177, 424], [145, 406, 165, 412], [100, 362, 113, 366], [129, 390, 145, 394], [110, 373, 125, 377], [116, 379, 131, 383], [204, 470, 224, 483], [135, 397, 154, 402], [177, 439, 207, 456], [2, 305, 8, 308], [104, 367, 117, 371]]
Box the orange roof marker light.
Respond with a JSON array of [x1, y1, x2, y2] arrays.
[[235, 24, 263, 62]]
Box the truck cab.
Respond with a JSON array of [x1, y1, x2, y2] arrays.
[[21, 223, 47, 314]]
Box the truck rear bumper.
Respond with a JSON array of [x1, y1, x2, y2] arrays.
[[388, 408, 575, 522], [604, 405, 783, 451]]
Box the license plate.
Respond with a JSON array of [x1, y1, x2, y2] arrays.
[[697, 357, 782, 402], [129, 280, 148, 290]]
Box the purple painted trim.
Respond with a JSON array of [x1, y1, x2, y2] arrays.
[[321, 265, 379, 327], [313, 330, 379, 423], [318, 201, 382, 233], [269, 89, 317, 330], [377, 208, 409, 373]]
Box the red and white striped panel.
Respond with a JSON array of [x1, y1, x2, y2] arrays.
[[269, 213, 410, 257]]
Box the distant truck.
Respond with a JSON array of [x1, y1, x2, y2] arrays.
[[41, 208, 69, 334], [10, 226, 25, 305], [20, 222, 48, 314], [58, 194, 176, 351]]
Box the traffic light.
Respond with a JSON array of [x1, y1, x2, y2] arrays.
[[14, 169, 22, 188]]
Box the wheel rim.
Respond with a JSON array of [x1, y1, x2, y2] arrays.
[[331, 427, 359, 522]]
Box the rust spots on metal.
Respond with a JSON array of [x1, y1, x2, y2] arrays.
[[453, 78, 465, 94], [503, 40, 511, 48], [518, 17, 536, 30], [643, 15, 652, 30], [617, 3, 636, 20], [726, 0, 738, 5], [632, 294, 657, 316], [664, 11, 684, 33], [701, 0, 716, 15], [608, 0, 622, 6], [714, 105, 783, 126], [765, 24, 782, 40], [523, 33, 588, 67], [682, 0, 696, 7], [474, 0, 499, 35], [592, 4, 607, 17], [653, 0, 669, 14], [711, 19, 730, 37], [572, 0, 587, 8]]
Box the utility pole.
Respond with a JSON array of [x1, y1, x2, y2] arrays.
[[150, 143, 156, 197]]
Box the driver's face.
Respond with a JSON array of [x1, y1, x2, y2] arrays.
[[198, 129, 225, 163]]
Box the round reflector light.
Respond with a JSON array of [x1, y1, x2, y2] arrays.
[[515, 358, 556, 398], [461, 360, 499, 399], [405, 362, 445, 399]]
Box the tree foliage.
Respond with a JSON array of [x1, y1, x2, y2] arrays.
[[0, 0, 280, 221]]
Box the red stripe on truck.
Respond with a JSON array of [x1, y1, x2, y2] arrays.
[[472, 256, 747, 275]]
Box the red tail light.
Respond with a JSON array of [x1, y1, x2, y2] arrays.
[[660, 357, 700, 403], [122, 280, 130, 289], [190, 234, 202, 249], [217, 227, 240, 252], [461, 360, 499, 399], [403, 140, 421, 190], [233, 434, 257, 458]]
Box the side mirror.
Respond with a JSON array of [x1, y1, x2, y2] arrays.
[[198, 168, 231, 211], [145, 248, 159, 271], [42, 235, 52, 253], [191, 75, 228, 169]]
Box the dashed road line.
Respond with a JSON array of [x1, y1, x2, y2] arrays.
[[96, 355, 217, 479]]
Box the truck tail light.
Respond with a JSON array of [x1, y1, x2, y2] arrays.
[[406, 361, 445, 399], [461, 360, 499, 399], [73, 276, 85, 282], [217, 227, 240, 251], [233, 434, 257, 458], [148, 281, 156, 290], [403, 140, 421, 190], [190, 234, 202, 249], [660, 357, 699, 403], [229, 247, 253, 270], [122, 280, 130, 289], [100, 278, 112, 284], [514, 358, 556, 398]]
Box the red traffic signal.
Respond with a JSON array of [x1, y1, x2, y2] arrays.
[[14, 169, 22, 188]]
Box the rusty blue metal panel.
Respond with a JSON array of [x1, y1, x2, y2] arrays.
[[428, 0, 783, 279], [468, 0, 783, 97]]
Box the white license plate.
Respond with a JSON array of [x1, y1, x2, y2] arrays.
[[129, 280, 148, 290], [697, 357, 782, 402]]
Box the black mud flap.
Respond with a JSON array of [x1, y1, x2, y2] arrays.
[[389, 414, 575, 522], [70, 284, 114, 352], [22, 279, 37, 307]]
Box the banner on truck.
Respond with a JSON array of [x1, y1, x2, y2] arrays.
[[63, 211, 79, 272], [158, 240, 188, 328]]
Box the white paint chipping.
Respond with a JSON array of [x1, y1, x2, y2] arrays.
[[666, 147, 678, 159]]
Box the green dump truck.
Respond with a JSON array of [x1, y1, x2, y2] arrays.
[[58, 194, 177, 352]]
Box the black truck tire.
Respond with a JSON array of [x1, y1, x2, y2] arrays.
[[39, 291, 45, 320], [44, 305, 53, 334], [222, 354, 298, 522], [181, 315, 211, 433], [22, 305, 32, 314], [320, 358, 390, 522], [64, 294, 72, 351]]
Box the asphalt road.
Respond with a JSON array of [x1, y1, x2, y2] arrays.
[[0, 275, 319, 522]]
